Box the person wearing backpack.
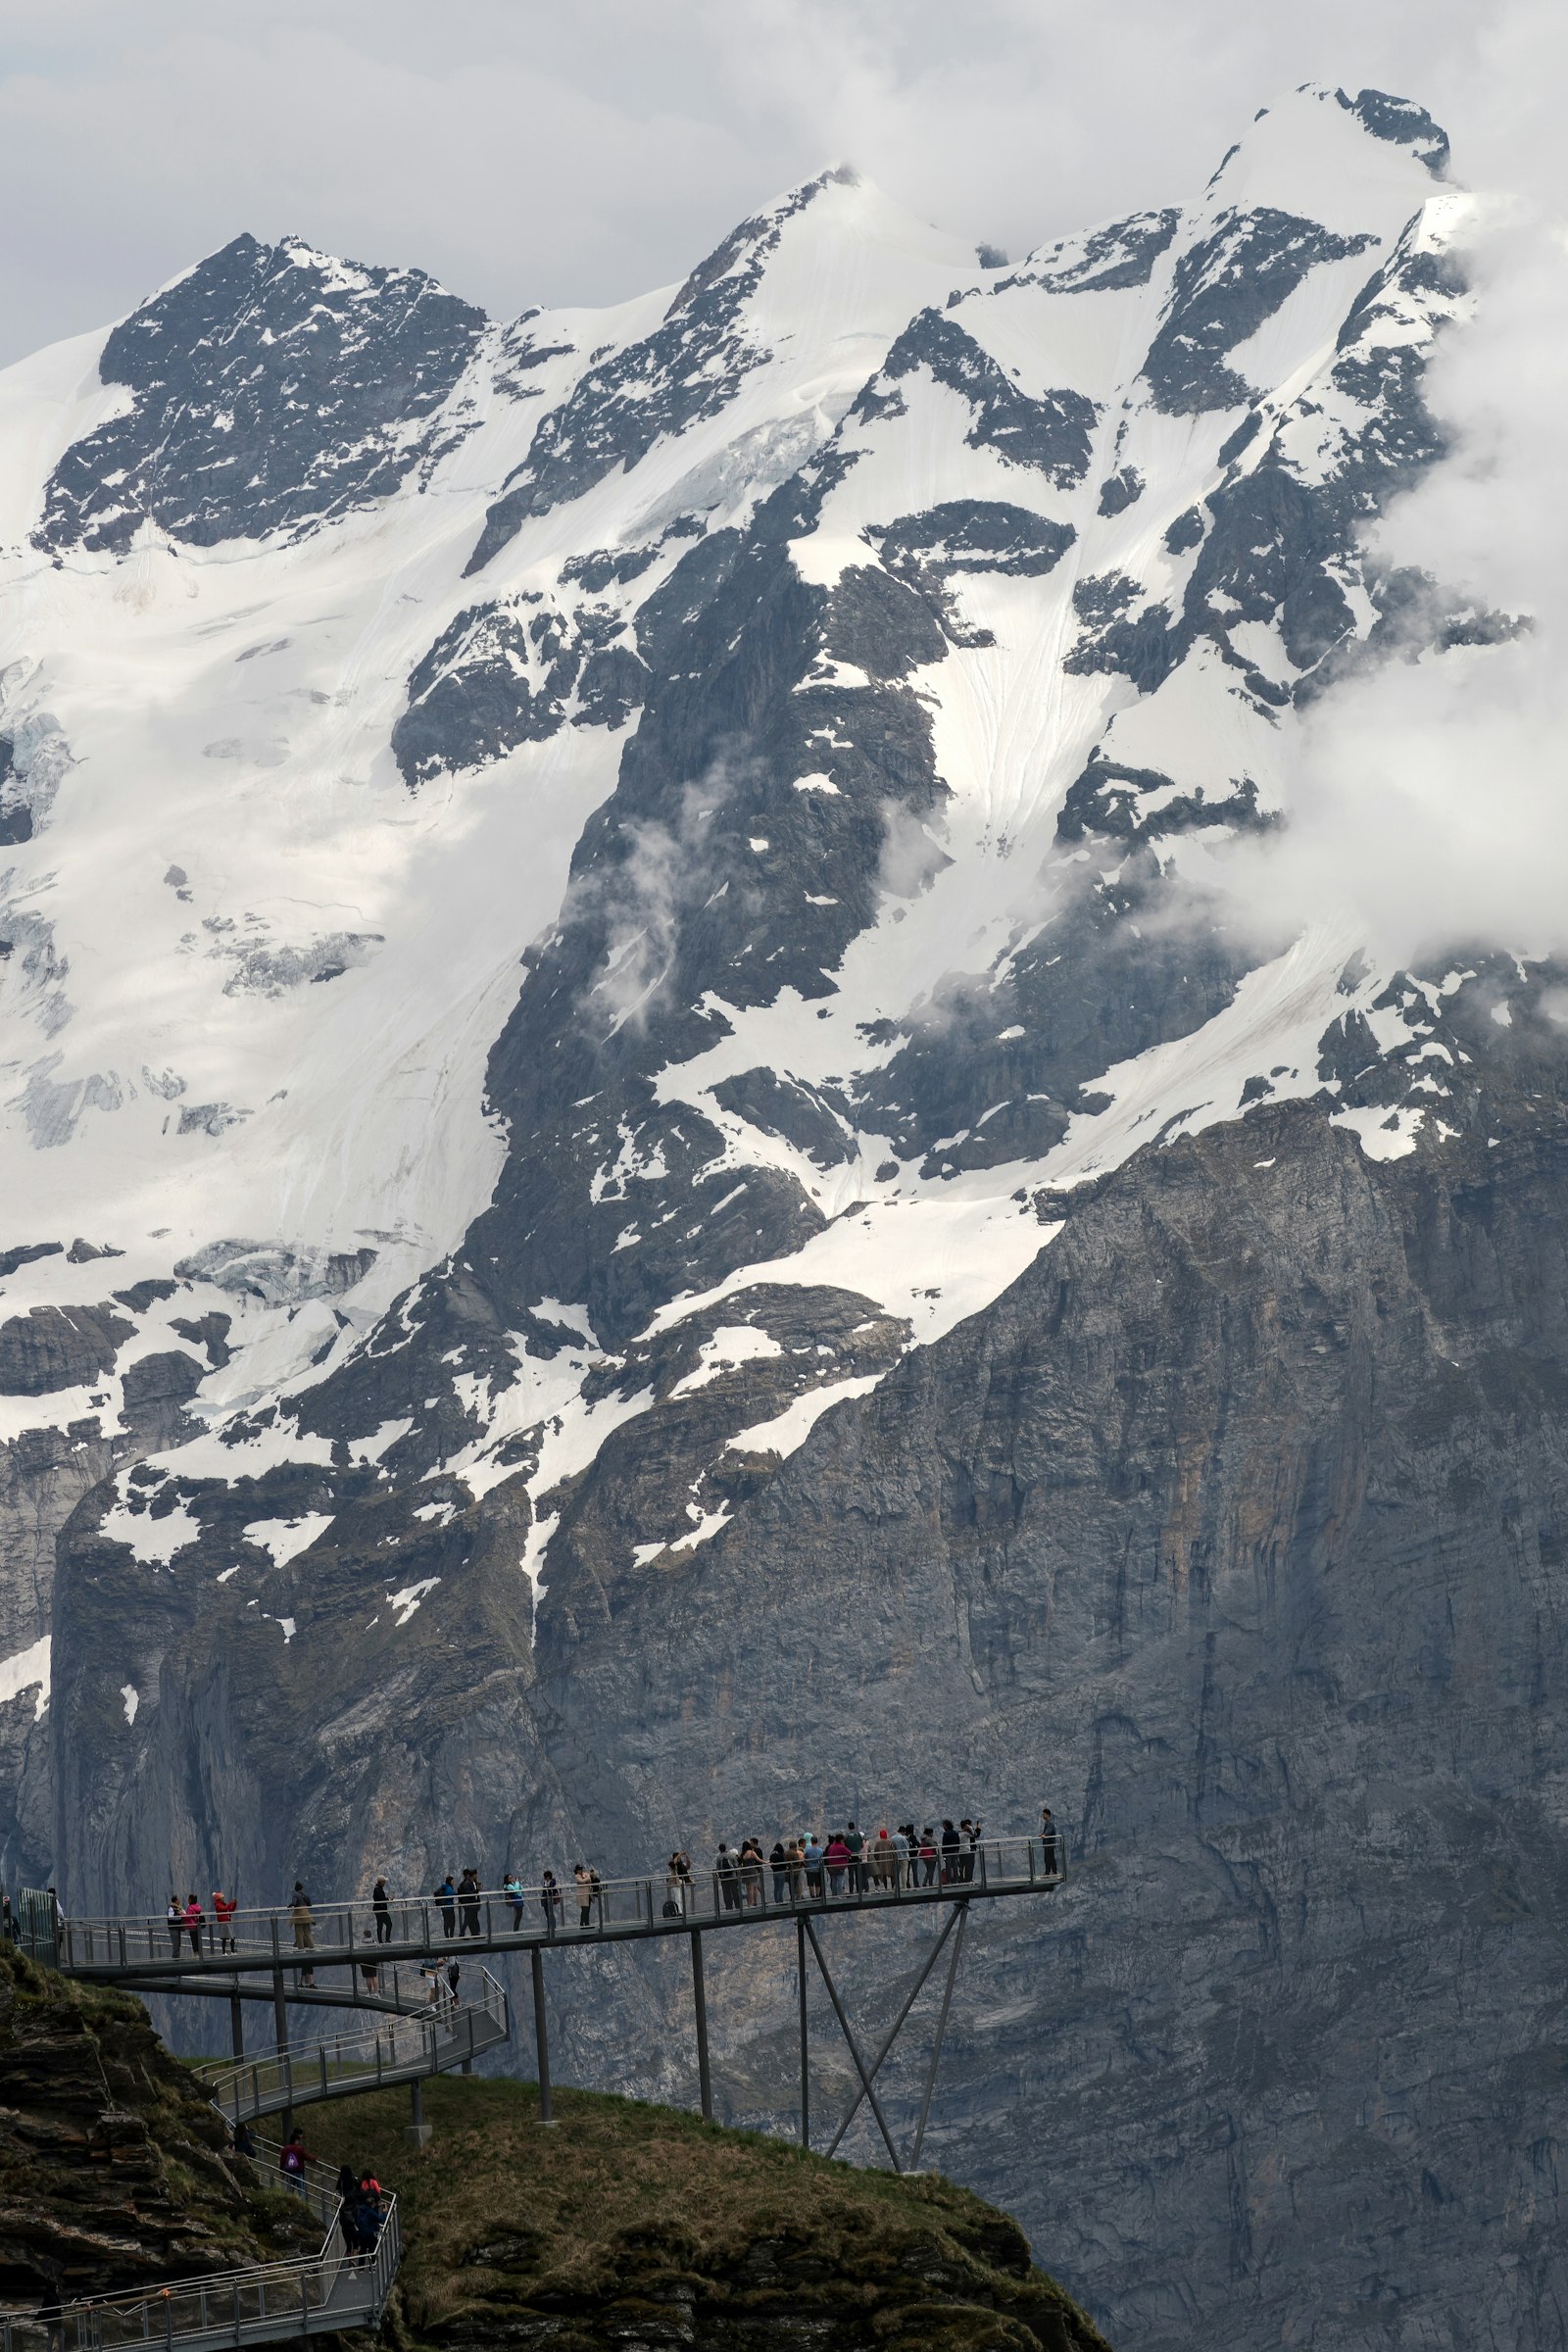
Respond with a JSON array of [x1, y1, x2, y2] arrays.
[[433, 1876, 457, 1936], [278, 2130, 314, 2196]]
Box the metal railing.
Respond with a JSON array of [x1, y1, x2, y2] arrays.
[[199, 1968, 509, 2122], [1, 2139, 400, 2352], [36, 1834, 1064, 1975]]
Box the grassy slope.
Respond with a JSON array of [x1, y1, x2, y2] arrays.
[[307, 2075, 1111, 2351]]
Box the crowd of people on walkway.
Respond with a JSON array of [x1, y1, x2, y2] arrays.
[[8, 1808, 1061, 1964]]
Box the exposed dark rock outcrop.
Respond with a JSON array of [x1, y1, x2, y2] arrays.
[[0, 1945, 290, 2304]]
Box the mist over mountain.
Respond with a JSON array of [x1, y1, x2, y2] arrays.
[[0, 80, 1564, 2352]]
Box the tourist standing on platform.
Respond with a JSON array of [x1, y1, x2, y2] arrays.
[[290, 1885, 317, 1986], [941, 1820, 960, 1881], [1040, 1806, 1057, 1867], [458, 1868, 482, 1936], [503, 1871, 525, 1929], [166, 1895, 183, 1956], [740, 1838, 764, 1907], [278, 2129, 314, 2195], [433, 1875, 457, 1936], [803, 1834, 825, 1899], [183, 1894, 205, 1956], [572, 1862, 598, 1929], [844, 1822, 865, 1892], [540, 1870, 563, 1926], [769, 1840, 790, 1902], [212, 1888, 236, 1952], [372, 1878, 392, 1942], [824, 1832, 851, 1896], [919, 1828, 939, 1885], [715, 1843, 741, 1910]]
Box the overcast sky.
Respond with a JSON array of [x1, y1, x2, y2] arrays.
[[0, 0, 1544, 365]]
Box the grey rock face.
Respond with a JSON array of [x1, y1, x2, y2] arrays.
[[513, 1092, 1568, 2352], [37, 234, 486, 553], [1141, 209, 1376, 416], [466, 172, 855, 576], [862, 311, 1099, 485], [1337, 86, 1450, 175], [998, 210, 1181, 295]]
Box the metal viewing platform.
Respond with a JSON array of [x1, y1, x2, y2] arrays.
[[35, 1836, 1061, 1983], [19, 1836, 1063, 2174]]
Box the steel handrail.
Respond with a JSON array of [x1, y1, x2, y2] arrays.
[[198, 1968, 508, 2120], [5, 2180, 399, 2352], [43, 1834, 1064, 1970]]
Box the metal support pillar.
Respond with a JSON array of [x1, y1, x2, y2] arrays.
[[797, 1916, 809, 2152], [689, 1928, 712, 2120], [909, 1899, 968, 2172], [404, 2076, 431, 2148], [826, 1905, 960, 2159], [803, 1918, 904, 2173], [271, 1966, 292, 2138], [530, 1945, 555, 2124]]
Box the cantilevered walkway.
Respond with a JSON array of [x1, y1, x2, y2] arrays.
[[5, 1833, 1064, 2350]]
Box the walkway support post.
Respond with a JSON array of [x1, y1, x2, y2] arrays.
[[271, 1965, 292, 2138], [909, 1899, 968, 2173], [803, 1917, 904, 2174], [405, 2077, 431, 2148], [690, 1928, 712, 2122], [530, 1946, 554, 2125], [797, 1916, 809, 2152]]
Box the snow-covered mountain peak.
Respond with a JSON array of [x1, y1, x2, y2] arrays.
[[0, 83, 1542, 1693], [1199, 82, 1448, 237]]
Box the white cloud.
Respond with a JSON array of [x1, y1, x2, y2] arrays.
[[0, 0, 1543, 363]]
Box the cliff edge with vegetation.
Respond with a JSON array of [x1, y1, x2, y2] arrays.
[[308, 2075, 1110, 2351]]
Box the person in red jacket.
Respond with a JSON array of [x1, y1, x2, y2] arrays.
[[212, 1888, 237, 1954], [278, 2129, 315, 2196]]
